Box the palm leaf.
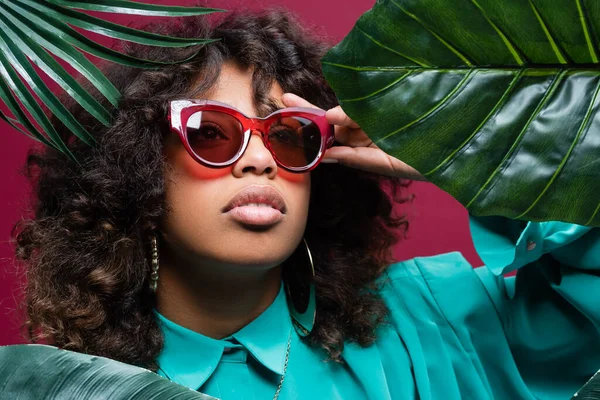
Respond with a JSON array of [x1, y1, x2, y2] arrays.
[[48, 0, 225, 17], [0, 17, 96, 148], [0, 0, 223, 163], [0, 75, 62, 151], [322, 0, 600, 227], [0, 1, 120, 110], [0, 10, 113, 128], [0, 344, 218, 399], [0, 35, 78, 160], [17, 0, 221, 48]]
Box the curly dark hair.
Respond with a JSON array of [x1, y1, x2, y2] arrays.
[[11, 7, 411, 371]]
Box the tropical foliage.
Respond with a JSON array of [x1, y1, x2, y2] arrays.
[[323, 0, 600, 227], [0, 344, 217, 399], [0, 0, 222, 164]]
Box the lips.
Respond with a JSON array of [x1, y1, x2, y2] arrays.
[[222, 185, 287, 226]]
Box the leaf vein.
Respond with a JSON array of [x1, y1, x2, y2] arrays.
[[468, 0, 525, 65], [576, 0, 599, 63], [528, 0, 568, 64], [516, 76, 600, 218], [586, 201, 600, 226], [425, 70, 524, 176], [389, 0, 475, 66], [465, 69, 568, 209], [321, 61, 410, 72], [376, 70, 473, 143], [355, 27, 432, 68], [341, 70, 414, 102]]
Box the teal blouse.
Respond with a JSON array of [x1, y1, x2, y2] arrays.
[[153, 216, 600, 400]]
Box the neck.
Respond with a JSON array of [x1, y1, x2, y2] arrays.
[[155, 245, 282, 339]]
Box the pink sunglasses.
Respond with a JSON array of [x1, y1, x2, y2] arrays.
[[168, 99, 336, 173]]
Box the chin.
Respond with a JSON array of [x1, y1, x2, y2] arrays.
[[215, 232, 300, 268]]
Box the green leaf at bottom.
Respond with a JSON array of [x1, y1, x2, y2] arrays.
[[0, 344, 218, 400]]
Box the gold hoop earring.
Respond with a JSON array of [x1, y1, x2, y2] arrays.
[[149, 235, 159, 292], [283, 238, 316, 337]]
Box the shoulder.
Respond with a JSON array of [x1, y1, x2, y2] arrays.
[[377, 251, 476, 290], [375, 252, 498, 325]]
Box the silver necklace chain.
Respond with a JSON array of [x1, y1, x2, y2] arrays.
[[272, 328, 292, 400]]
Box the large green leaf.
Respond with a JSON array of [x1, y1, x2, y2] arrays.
[[570, 368, 600, 400], [0, 344, 218, 399], [322, 0, 600, 227], [0, 0, 223, 163]]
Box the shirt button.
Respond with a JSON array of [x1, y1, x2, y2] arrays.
[[223, 347, 233, 354], [526, 241, 537, 251]]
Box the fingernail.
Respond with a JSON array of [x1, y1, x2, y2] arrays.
[[321, 158, 338, 164]]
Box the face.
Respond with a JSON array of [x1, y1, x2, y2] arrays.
[[160, 62, 311, 274]]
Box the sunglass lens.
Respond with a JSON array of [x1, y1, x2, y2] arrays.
[[185, 111, 244, 164], [268, 116, 322, 168]]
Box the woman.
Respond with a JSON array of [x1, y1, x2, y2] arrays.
[[12, 8, 599, 400]]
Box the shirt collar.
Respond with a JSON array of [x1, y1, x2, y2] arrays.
[[154, 283, 292, 390], [231, 284, 292, 376]]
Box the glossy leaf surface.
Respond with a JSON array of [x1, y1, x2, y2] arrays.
[[322, 0, 600, 226], [0, 344, 218, 399]]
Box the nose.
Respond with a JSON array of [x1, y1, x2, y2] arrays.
[[231, 130, 278, 178]]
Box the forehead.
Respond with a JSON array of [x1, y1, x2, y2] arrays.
[[189, 62, 284, 117]]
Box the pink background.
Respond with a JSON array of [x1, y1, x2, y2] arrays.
[[0, 0, 481, 346]]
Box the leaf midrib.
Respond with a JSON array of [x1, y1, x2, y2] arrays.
[[329, 65, 600, 71]]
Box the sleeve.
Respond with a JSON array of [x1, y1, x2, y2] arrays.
[[469, 215, 600, 399]]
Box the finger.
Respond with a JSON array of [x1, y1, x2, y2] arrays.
[[322, 147, 427, 181], [282, 93, 321, 110], [326, 106, 360, 129], [334, 126, 375, 148]]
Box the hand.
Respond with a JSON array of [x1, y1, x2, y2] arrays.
[[282, 93, 426, 181]]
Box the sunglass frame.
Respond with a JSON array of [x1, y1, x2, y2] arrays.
[[168, 99, 335, 172]]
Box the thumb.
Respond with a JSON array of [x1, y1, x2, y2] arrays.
[[323, 147, 426, 181]]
